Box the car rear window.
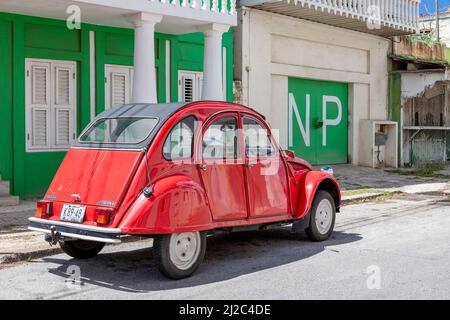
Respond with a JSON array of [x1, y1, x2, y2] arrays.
[[79, 117, 158, 144]]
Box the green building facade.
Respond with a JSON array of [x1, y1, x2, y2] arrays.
[[0, 12, 234, 199]]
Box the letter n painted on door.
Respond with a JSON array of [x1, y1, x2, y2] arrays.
[[288, 93, 310, 147]]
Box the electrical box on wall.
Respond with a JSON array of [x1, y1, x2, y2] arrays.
[[359, 120, 398, 168]]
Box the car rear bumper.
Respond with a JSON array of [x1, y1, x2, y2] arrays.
[[28, 217, 122, 244]]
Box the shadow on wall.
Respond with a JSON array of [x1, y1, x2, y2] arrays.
[[41, 228, 362, 293]]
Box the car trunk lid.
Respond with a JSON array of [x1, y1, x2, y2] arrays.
[[45, 148, 144, 209]]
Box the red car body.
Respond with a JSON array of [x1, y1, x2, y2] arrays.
[[29, 101, 341, 278]]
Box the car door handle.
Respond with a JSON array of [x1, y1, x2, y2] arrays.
[[246, 163, 255, 168], [198, 163, 207, 171]]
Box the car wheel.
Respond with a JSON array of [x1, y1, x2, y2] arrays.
[[153, 231, 206, 280], [59, 239, 105, 259], [305, 190, 336, 242]]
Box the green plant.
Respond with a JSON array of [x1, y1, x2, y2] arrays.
[[386, 162, 449, 179]]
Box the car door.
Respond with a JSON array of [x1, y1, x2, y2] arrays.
[[199, 113, 248, 221], [242, 115, 289, 217]]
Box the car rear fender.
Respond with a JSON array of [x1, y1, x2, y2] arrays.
[[294, 171, 341, 220], [118, 175, 212, 234]]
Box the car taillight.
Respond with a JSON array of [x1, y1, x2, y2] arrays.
[[36, 201, 52, 218], [96, 208, 113, 225]]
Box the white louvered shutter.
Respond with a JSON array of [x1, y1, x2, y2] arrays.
[[178, 71, 203, 102], [26, 59, 77, 152], [182, 75, 194, 102], [178, 71, 196, 102], [26, 61, 51, 150], [112, 73, 127, 107], [105, 65, 132, 110], [55, 109, 70, 145], [54, 64, 75, 148], [32, 109, 49, 147]]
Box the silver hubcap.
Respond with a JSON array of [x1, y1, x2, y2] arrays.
[[315, 199, 333, 235], [169, 232, 201, 270]]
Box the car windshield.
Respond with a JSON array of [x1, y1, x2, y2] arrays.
[[79, 117, 158, 144]]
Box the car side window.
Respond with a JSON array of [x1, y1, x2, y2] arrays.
[[202, 116, 240, 160], [163, 116, 197, 161], [243, 117, 276, 158]]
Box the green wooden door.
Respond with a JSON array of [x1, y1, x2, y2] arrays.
[[288, 77, 348, 165]]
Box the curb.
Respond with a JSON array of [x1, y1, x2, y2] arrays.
[[341, 191, 402, 205], [342, 192, 384, 204], [0, 247, 62, 265], [342, 187, 450, 205], [0, 235, 147, 266]]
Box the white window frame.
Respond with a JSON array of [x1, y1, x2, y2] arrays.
[[178, 70, 203, 103], [104, 64, 134, 110], [25, 58, 77, 153]]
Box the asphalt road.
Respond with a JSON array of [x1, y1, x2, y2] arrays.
[[0, 193, 449, 299]]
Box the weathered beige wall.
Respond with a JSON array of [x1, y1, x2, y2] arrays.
[[234, 8, 390, 165]]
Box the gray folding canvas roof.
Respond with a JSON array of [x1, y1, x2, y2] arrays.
[[72, 101, 265, 150]]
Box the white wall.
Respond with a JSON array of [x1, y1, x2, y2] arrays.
[[420, 16, 450, 47], [400, 72, 445, 100], [234, 8, 390, 165]]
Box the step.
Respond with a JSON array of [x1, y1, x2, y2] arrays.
[[0, 196, 20, 207], [0, 181, 10, 197]]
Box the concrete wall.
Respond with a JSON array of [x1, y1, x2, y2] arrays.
[[234, 8, 390, 166], [420, 16, 450, 47], [400, 72, 445, 100], [393, 35, 446, 62]]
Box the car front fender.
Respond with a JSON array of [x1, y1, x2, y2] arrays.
[[294, 171, 341, 220], [118, 175, 212, 234]]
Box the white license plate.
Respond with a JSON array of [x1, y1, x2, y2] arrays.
[[60, 204, 86, 223]]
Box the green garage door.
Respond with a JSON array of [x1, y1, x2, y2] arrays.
[[288, 77, 348, 165]]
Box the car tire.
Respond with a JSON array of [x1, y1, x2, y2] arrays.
[[305, 190, 336, 242], [59, 239, 105, 259], [153, 231, 206, 280]]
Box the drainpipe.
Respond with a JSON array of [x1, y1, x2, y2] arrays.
[[436, 0, 440, 42]]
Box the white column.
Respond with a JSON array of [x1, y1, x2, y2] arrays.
[[128, 13, 162, 104], [198, 23, 230, 101]]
